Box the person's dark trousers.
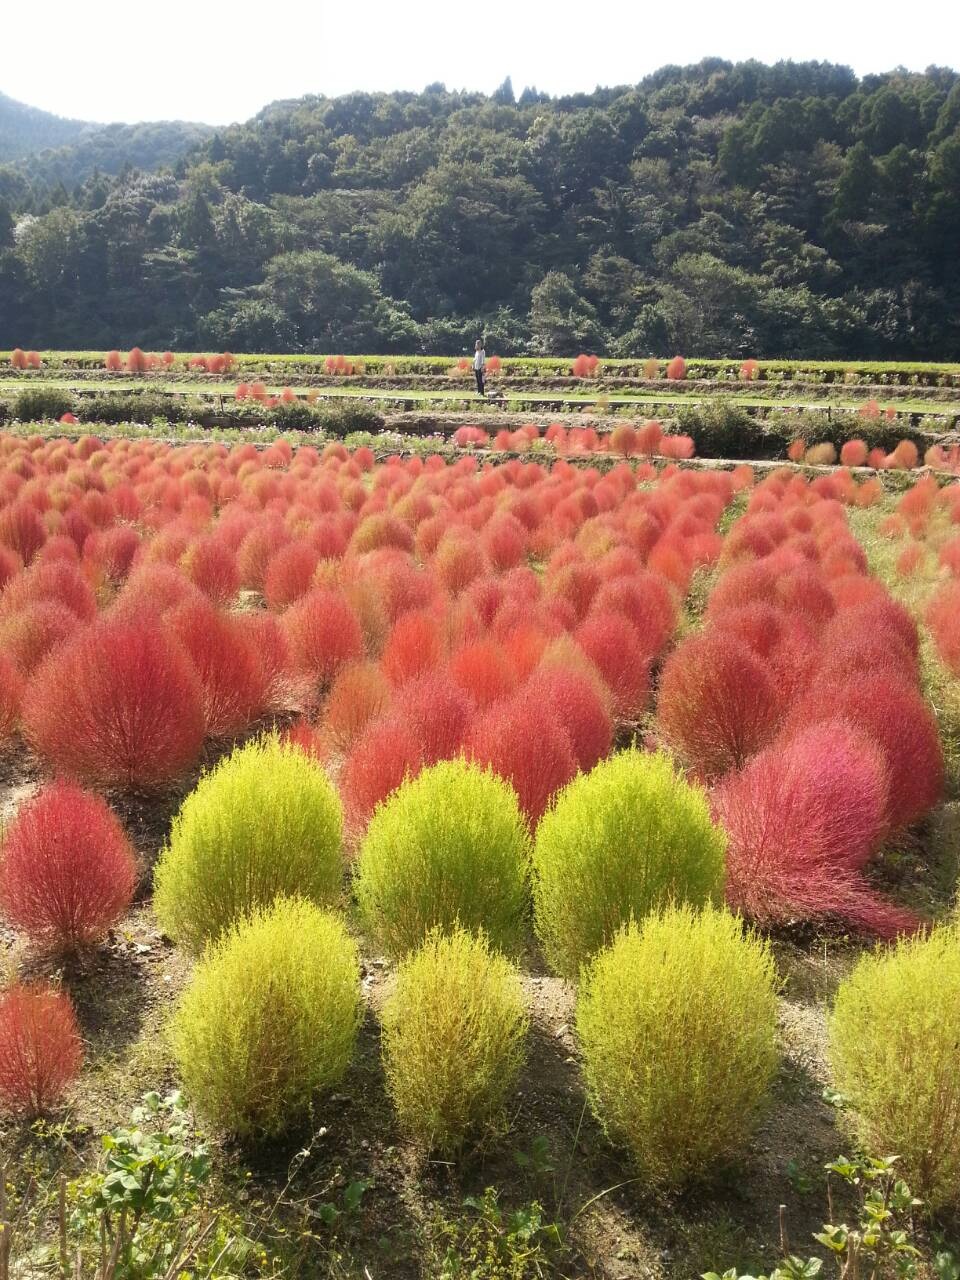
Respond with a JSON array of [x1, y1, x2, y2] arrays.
[[475, 369, 485, 395]]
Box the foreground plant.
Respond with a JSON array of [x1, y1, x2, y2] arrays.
[[576, 905, 779, 1187], [829, 925, 960, 1210], [380, 928, 528, 1154], [171, 897, 361, 1139], [703, 1155, 936, 1280]]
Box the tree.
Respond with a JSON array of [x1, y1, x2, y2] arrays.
[[528, 272, 607, 353]]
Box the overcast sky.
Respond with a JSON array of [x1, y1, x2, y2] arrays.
[[7, 0, 957, 126]]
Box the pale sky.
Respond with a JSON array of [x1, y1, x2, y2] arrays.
[[7, 0, 958, 126]]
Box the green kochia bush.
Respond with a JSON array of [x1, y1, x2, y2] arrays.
[[829, 925, 960, 1210], [380, 927, 528, 1154], [532, 750, 726, 978], [354, 758, 530, 957], [171, 897, 361, 1139], [576, 905, 779, 1188], [154, 735, 343, 953]]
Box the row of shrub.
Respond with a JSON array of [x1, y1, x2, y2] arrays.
[[6, 350, 960, 384], [0, 387, 385, 436], [6, 894, 958, 1210]]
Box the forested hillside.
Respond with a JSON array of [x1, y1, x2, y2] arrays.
[[1, 60, 959, 357]]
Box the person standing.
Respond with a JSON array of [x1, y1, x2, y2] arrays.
[[473, 339, 486, 396]]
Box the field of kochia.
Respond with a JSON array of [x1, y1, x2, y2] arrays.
[[0, 410, 958, 1277]]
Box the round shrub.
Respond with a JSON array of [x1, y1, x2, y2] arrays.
[[22, 618, 206, 790], [829, 925, 960, 1210], [576, 906, 779, 1187], [381, 927, 528, 1154], [171, 898, 361, 1139], [532, 750, 725, 978], [355, 758, 530, 957], [0, 782, 137, 951], [154, 735, 343, 953], [0, 984, 84, 1116]]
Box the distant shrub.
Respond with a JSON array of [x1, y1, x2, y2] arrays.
[[466, 692, 576, 824], [22, 618, 205, 789], [355, 758, 530, 957], [126, 347, 148, 374], [381, 928, 528, 1154], [381, 609, 444, 685], [665, 355, 686, 380], [841, 439, 869, 467], [829, 924, 960, 1209], [0, 984, 84, 1116], [153, 735, 343, 953], [171, 898, 361, 1139], [532, 751, 725, 977], [576, 906, 779, 1187], [181, 536, 238, 605], [0, 782, 137, 951], [656, 629, 783, 779], [13, 387, 74, 423]]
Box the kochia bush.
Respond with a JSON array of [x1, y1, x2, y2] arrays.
[[532, 751, 726, 978], [576, 907, 779, 1187], [656, 629, 783, 779], [154, 735, 343, 953], [22, 618, 205, 790], [355, 758, 530, 957], [0, 984, 84, 1116], [829, 925, 960, 1209], [171, 898, 361, 1139], [0, 782, 137, 951], [381, 928, 528, 1154], [713, 721, 918, 937]]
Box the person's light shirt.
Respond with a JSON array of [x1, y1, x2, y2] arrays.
[[473, 349, 485, 370]]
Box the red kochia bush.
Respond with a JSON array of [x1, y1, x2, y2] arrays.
[[0, 652, 23, 740], [656, 629, 783, 780], [283, 588, 364, 692], [713, 721, 918, 938], [0, 782, 137, 950], [448, 639, 518, 709], [467, 691, 577, 824], [574, 612, 651, 719], [22, 619, 205, 789], [0, 985, 83, 1115], [392, 672, 470, 765], [340, 717, 423, 833], [381, 609, 445, 686], [524, 666, 612, 771], [264, 540, 320, 610], [791, 676, 944, 830], [322, 660, 391, 752], [0, 501, 47, 563], [0, 601, 77, 674], [169, 600, 268, 737]]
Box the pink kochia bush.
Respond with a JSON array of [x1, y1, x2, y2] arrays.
[[713, 721, 918, 937], [0, 984, 84, 1116], [22, 618, 205, 789], [0, 782, 137, 951]]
